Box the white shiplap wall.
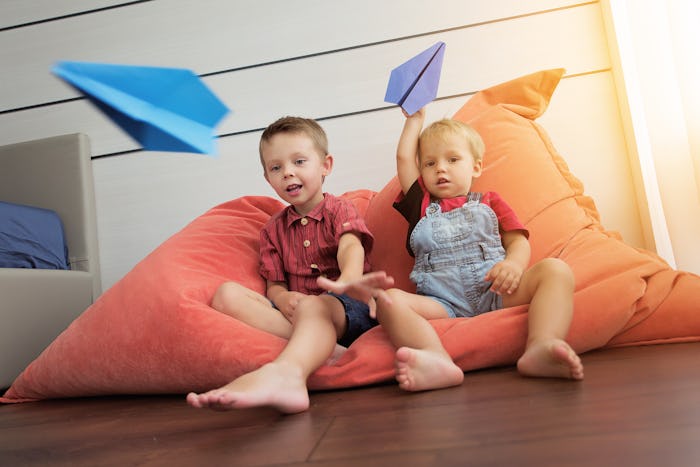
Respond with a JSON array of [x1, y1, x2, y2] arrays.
[[1, 0, 643, 292]]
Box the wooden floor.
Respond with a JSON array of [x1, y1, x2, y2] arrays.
[[2, 342, 700, 466]]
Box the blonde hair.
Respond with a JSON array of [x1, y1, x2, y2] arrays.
[[259, 116, 328, 168], [418, 119, 485, 163]]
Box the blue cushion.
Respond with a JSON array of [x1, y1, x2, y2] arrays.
[[0, 201, 69, 270]]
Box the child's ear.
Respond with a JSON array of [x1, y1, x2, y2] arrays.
[[472, 159, 483, 178], [323, 154, 334, 176]]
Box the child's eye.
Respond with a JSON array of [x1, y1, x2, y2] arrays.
[[295, 159, 306, 166], [269, 165, 280, 172], [424, 161, 435, 167], [450, 157, 459, 163]]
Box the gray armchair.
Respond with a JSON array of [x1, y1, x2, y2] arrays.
[[0, 133, 101, 388]]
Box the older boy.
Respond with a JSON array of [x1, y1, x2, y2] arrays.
[[187, 117, 392, 413]]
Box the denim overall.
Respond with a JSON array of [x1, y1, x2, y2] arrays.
[[410, 193, 506, 318]]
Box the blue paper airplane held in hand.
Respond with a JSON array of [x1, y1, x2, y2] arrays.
[[52, 61, 230, 155], [384, 41, 446, 115]]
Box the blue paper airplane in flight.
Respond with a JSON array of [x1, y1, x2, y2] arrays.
[[52, 61, 230, 155], [384, 41, 446, 115]]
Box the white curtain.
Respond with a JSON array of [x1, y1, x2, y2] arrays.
[[603, 0, 700, 274]]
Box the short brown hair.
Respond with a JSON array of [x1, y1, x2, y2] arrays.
[[419, 119, 485, 163], [258, 116, 328, 168]]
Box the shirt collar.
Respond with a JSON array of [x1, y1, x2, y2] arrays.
[[284, 193, 328, 228], [418, 177, 469, 214]]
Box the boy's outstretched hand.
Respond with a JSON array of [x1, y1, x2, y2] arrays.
[[317, 271, 394, 318]]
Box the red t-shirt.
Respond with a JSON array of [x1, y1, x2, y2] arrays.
[[394, 178, 528, 256], [259, 193, 374, 295]]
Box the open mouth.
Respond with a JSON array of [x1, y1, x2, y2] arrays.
[[437, 177, 449, 185], [286, 184, 302, 194]]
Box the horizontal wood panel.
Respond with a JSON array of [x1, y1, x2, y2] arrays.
[[0, 0, 585, 112], [93, 71, 642, 290], [0, 0, 132, 29], [0, 3, 609, 156]]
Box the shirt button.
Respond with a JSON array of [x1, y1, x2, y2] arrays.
[[310, 263, 318, 270], [303, 240, 311, 247], [300, 217, 308, 225]]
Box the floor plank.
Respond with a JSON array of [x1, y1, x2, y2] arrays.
[[2, 343, 700, 466]]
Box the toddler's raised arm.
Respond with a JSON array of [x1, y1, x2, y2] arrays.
[[396, 108, 425, 194]]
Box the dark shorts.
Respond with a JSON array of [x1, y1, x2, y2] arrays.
[[329, 293, 378, 347]]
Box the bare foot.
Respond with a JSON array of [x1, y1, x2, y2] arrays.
[[517, 339, 584, 380], [394, 347, 464, 392], [186, 361, 310, 414]]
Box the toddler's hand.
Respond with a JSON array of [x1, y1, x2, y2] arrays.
[[485, 260, 523, 295], [402, 107, 426, 120]]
